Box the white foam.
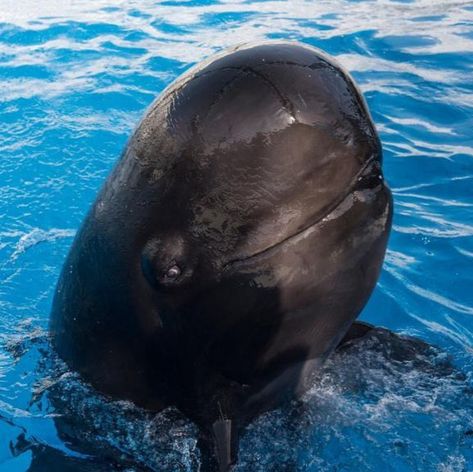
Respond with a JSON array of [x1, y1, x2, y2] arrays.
[[10, 228, 76, 260]]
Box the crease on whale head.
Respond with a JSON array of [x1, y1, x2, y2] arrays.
[[221, 154, 382, 270]]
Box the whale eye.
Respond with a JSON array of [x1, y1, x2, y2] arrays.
[[165, 264, 181, 280]]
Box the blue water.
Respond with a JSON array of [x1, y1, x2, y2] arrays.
[[1, 1, 472, 470]]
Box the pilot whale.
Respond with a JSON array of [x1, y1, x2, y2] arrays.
[[50, 41, 393, 470]]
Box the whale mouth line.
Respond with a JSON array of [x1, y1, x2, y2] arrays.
[[222, 154, 380, 271]]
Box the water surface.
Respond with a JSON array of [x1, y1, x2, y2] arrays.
[[1, 1, 472, 470]]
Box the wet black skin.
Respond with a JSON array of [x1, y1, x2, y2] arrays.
[[50, 41, 393, 470]]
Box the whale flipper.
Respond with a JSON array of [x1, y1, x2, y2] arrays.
[[337, 321, 375, 349], [212, 418, 239, 472]]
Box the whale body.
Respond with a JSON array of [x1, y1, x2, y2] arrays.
[[50, 41, 393, 470]]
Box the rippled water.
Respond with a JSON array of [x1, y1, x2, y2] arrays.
[[1, 1, 472, 471]]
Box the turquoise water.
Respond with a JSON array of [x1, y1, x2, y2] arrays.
[[1, 1, 473, 470]]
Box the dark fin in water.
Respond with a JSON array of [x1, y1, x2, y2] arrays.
[[212, 418, 239, 472], [337, 321, 375, 349]]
